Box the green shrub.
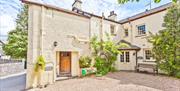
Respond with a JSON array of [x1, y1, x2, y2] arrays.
[[79, 56, 92, 68], [34, 55, 46, 72], [148, 4, 180, 78], [90, 34, 124, 76], [175, 71, 180, 78], [94, 57, 106, 75]]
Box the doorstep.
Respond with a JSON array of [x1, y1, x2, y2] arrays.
[[56, 76, 78, 81]]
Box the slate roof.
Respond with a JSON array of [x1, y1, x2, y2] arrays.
[[22, 0, 121, 24], [119, 3, 172, 24], [118, 40, 140, 50]]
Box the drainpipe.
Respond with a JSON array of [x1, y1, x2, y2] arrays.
[[40, 6, 45, 56], [136, 51, 138, 67], [89, 17, 91, 50], [135, 50, 138, 71], [100, 13, 104, 42], [129, 21, 133, 43]]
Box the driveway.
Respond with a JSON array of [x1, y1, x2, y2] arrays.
[[0, 72, 26, 91], [37, 72, 180, 91]]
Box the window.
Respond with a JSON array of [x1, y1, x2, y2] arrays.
[[145, 50, 152, 60], [137, 25, 146, 35], [110, 25, 116, 36], [125, 52, 130, 62], [120, 52, 124, 62], [124, 29, 128, 37], [120, 51, 130, 62]]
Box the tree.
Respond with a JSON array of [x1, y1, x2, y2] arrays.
[[118, 0, 178, 4], [149, 4, 180, 77], [3, 5, 28, 59]]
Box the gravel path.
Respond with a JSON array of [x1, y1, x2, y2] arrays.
[[106, 71, 180, 91], [36, 72, 180, 91]]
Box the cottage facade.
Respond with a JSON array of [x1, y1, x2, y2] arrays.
[[23, 0, 178, 88], [24, 0, 122, 88]]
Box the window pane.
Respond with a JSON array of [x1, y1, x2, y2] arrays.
[[145, 50, 151, 60], [125, 29, 128, 36], [125, 52, 130, 62], [137, 25, 146, 35], [111, 25, 115, 35], [120, 52, 124, 62]]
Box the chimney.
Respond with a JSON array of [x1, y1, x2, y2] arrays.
[[72, 0, 82, 11], [108, 11, 117, 21]]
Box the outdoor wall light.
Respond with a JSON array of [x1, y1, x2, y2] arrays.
[[53, 41, 58, 47], [133, 52, 136, 56]]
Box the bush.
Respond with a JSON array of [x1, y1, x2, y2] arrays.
[[94, 57, 108, 75], [149, 4, 180, 78], [175, 71, 180, 78], [79, 56, 92, 68], [90, 34, 124, 76]]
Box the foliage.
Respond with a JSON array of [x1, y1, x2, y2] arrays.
[[149, 4, 180, 77], [79, 56, 92, 68], [3, 5, 28, 59], [175, 71, 180, 78], [117, 0, 178, 4], [91, 33, 124, 76], [34, 56, 46, 72]]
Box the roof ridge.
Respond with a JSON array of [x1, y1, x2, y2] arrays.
[[119, 2, 172, 24], [22, 0, 121, 24]]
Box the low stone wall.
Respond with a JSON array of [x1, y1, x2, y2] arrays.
[[0, 61, 25, 77]]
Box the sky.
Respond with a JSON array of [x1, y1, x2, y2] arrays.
[[0, 0, 171, 41]]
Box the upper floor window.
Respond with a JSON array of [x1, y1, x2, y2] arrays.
[[124, 29, 128, 37], [120, 51, 130, 62], [137, 25, 146, 35], [110, 25, 116, 36], [145, 50, 152, 60]]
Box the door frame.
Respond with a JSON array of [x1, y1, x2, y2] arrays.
[[59, 51, 71, 76]]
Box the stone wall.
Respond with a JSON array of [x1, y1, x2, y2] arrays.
[[0, 61, 25, 77]]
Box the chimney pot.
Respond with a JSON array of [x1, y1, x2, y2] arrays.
[[108, 11, 117, 21], [72, 0, 82, 11]]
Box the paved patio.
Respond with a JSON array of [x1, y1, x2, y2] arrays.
[[38, 72, 180, 91]]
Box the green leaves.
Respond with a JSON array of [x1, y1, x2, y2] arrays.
[[90, 34, 124, 76], [149, 4, 180, 77], [3, 5, 28, 59], [79, 56, 92, 68], [118, 0, 178, 4], [154, 0, 161, 3]]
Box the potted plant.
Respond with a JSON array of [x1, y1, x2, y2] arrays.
[[79, 56, 92, 76], [34, 55, 46, 88]]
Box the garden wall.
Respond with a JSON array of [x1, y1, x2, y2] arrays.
[[0, 59, 25, 77]]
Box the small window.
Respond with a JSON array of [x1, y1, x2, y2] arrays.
[[124, 29, 128, 37], [120, 52, 124, 62], [137, 25, 146, 35], [145, 50, 152, 60], [110, 25, 116, 36], [125, 52, 130, 62], [120, 51, 130, 62], [61, 52, 70, 57]]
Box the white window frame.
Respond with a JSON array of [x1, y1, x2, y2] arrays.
[[110, 25, 116, 36], [120, 51, 130, 63], [124, 29, 129, 37], [136, 24, 146, 36], [143, 49, 153, 62]]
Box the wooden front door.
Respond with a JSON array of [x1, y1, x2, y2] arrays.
[[59, 52, 71, 76]]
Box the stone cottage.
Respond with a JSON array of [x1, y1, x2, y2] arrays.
[[23, 0, 179, 88]]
